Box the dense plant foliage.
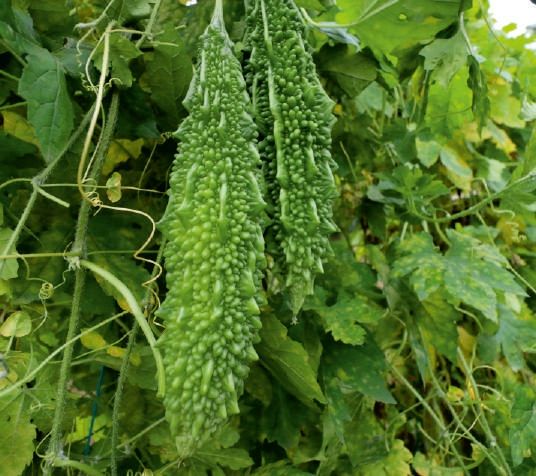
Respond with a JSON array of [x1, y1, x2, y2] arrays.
[[0, 0, 535, 475]]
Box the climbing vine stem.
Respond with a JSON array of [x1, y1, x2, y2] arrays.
[[110, 242, 166, 476], [44, 91, 120, 474]]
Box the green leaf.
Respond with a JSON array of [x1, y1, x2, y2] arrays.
[[145, 27, 192, 129], [94, 34, 142, 88], [0, 2, 41, 56], [0, 228, 19, 280], [443, 230, 526, 322], [253, 461, 313, 475], [393, 233, 444, 301], [395, 231, 525, 323], [418, 292, 459, 362], [492, 304, 536, 371], [261, 385, 314, 451], [197, 448, 254, 471], [420, 30, 468, 87], [343, 402, 389, 466], [319, 47, 377, 96], [322, 339, 396, 404], [336, 0, 459, 57], [307, 292, 384, 345], [510, 385, 536, 466], [257, 314, 326, 406], [467, 55, 490, 131], [355, 82, 394, 116], [425, 65, 473, 138], [0, 405, 36, 476], [295, 0, 324, 10], [323, 377, 353, 443], [87, 215, 151, 310], [359, 439, 412, 475], [245, 363, 273, 406], [18, 49, 74, 162], [106, 0, 152, 23], [412, 452, 464, 475]]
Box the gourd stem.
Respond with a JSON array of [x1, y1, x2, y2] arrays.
[[211, 0, 225, 28]]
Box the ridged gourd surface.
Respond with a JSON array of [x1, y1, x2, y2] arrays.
[[158, 15, 265, 452], [244, 0, 337, 314]]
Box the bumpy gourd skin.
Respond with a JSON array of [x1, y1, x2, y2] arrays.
[[158, 10, 265, 453], [244, 0, 337, 313]]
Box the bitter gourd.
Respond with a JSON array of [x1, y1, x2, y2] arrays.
[[244, 0, 337, 314], [158, 0, 265, 453]]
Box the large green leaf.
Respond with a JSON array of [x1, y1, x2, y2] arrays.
[[0, 401, 36, 476], [257, 314, 326, 406], [335, 0, 460, 57], [510, 385, 536, 466], [392, 233, 444, 301], [394, 230, 525, 322], [18, 49, 74, 163], [492, 305, 536, 371], [145, 27, 192, 129], [322, 339, 396, 404]]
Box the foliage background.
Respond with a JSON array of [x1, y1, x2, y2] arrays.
[[0, 0, 535, 474]]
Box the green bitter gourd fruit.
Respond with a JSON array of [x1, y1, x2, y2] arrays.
[[158, 0, 265, 454], [244, 0, 337, 314]]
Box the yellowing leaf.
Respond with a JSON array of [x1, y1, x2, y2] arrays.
[[106, 171, 122, 203], [0, 228, 20, 280], [485, 120, 516, 155], [2, 111, 39, 146], [446, 386, 465, 403], [439, 145, 473, 190], [81, 330, 107, 350], [107, 345, 126, 359], [458, 326, 476, 357], [0, 311, 32, 337], [488, 75, 525, 129], [66, 414, 109, 444], [103, 138, 144, 175]]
